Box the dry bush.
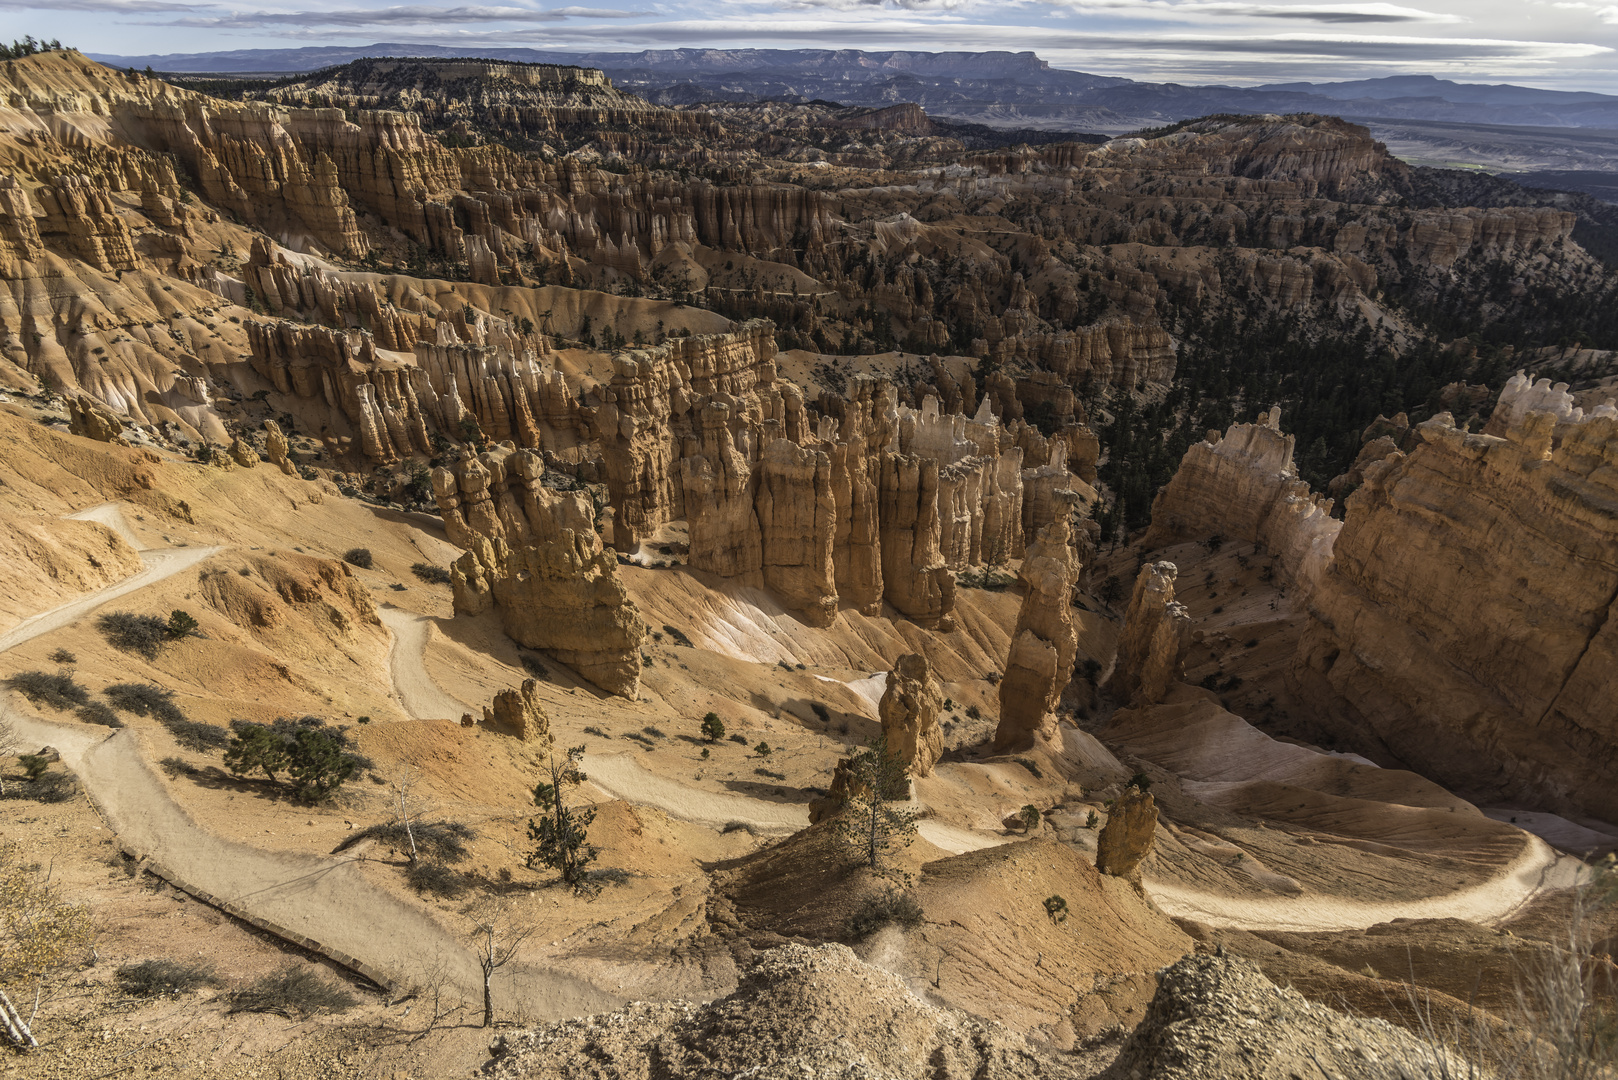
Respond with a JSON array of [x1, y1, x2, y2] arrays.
[[115, 959, 220, 997], [846, 888, 925, 940], [227, 965, 357, 1018], [96, 612, 171, 659], [411, 563, 451, 584], [6, 671, 89, 711]]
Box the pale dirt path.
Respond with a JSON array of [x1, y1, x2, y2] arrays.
[[0, 509, 619, 1017], [65, 501, 146, 550], [1145, 835, 1582, 932], [376, 574, 1579, 937], [582, 752, 810, 836], [377, 606, 472, 722], [0, 545, 222, 655]]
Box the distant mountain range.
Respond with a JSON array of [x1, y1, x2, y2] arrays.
[[90, 45, 1618, 135]]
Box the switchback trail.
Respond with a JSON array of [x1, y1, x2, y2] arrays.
[[1, 505, 619, 1017]]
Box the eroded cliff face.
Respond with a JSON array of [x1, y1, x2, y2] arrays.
[[1143, 407, 1340, 592], [879, 652, 945, 780], [454, 530, 647, 698], [1295, 406, 1618, 818]]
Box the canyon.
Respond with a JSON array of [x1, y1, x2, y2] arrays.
[[0, 44, 1615, 1080]]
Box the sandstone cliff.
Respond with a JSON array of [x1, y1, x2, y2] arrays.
[[878, 653, 945, 780], [1295, 406, 1618, 819]]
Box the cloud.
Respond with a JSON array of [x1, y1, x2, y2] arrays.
[[164, 4, 648, 28], [0, 0, 208, 11]]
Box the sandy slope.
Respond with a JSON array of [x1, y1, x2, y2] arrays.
[[1, 507, 619, 1017], [377, 606, 474, 722]]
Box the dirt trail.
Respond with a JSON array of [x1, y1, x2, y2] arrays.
[[0, 509, 619, 1018], [377, 569, 1580, 937], [65, 501, 146, 550], [377, 606, 473, 722]]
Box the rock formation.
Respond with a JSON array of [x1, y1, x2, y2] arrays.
[[878, 653, 945, 781], [453, 531, 647, 698], [432, 447, 597, 552], [1142, 408, 1340, 591], [1295, 406, 1618, 819], [993, 517, 1082, 750], [1109, 562, 1192, 708], [1094, 787, 1157, 878], [482, 678, 552, 743], [879, 454, 957, 630], [1110, 954, 1464, 1080], [67, 396, 129, 444], [259, 421, 296, 475], [755, 440, 838, 626]]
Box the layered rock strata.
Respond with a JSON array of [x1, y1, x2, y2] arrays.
[[755, 439, 838, 626], [1142, 408, 1340, 591], [432, 447, 596, 553], [1109, 562, 1192, 708], [1295, 407, 1618, 818], [993, 517, 1082, 750], [452, 531, 646, 698]]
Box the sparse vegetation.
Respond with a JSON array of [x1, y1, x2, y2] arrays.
[[1013, 756, 1043, 780], [1043, 895, 1069, 923], [810, 702, 830, 724], [411, 562, 451, 584], [831, 732, 919, 874], [45, 649, 75, 665], [405, 861, 468, 899], [158, 756, 197, 778], [729, 733, 748, 745], [1018, 805, 1042, 832], [227, 965, 357, 1018], [756, 768, 786, 780], [96, 611, 175, 658], [0, 841, 96, 1047], [342, 547, 374, 569], [104, 683, 185, 725], [222, 717, 362, 802], [115, 959, 220, 997], [583, 725, 607, 737], [662, 624, 694, 647], [6, 670, 89, 711], [846, 888, 924, 939], [75, 701, 123, 728], [700, 712, 725, 742], [754, 741, 772, 758], [528, 746, 598, 890]]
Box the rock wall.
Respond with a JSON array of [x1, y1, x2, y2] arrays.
[[1142, 407, 1340, 592], [432, 446, 596, 552], [879, 453, 957, 630], [1295, 407, 1618, 819], [755, 439, 838, 626]]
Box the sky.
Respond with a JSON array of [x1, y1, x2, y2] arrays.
[[7, 0, 1618, 93]]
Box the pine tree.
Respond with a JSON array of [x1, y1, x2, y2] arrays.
[[832, 733, 919, 874], [528, 746, 597, 888]]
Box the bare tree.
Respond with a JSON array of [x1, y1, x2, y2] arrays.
[[464, 900, 535, 1029], [0, 713, 16, 797], [391, 769, 420, 864], [400, 953, 464, 1042]]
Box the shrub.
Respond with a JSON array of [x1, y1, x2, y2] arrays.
[[1127, 772, 1152, 793], [1018, 805, 1042, 832], [336, 820, 475, 863], [166, 609, 201, 639], [224, 718, 360, 803], [1043, 895, 1069, 923], [700, 712, 725, 742], [846, 888, 925, 939], [6, 670, 89, 710], [342, 548, 374, 569], [116, 959, 219, 996], [411, 563, 451, 584], [661, 625, 693, 648], [754, 741, 772, 758], [642, 726, 665, 739], [19, 754, 50, 781], [76, 702, 124, 728], [520, 655, 549, 680], [405, 861, 467, 899], [756, 768, 785, 781], [583, 726, 607, 737], [105, 683, 185, 726], [227, 965, 357, 1018], [728, 733, 748, 745], [965, 704, 982, 721], [810, 702, 830, 724], [46, 648, 76, 665], [1013, 756, 1043, 780], [97, 612, 172, 658], [158, 756, 197, 778]]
